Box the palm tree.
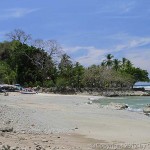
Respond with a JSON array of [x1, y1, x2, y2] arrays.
[[126, 60, 133, 69], [121, 57, 127, 69], [113, 59, 121, 71], [101, 61, 105, 67], [122, 57, 127, 66], [59, 54, 72, 71], [104, 54, 114, 69], [58, 53, 73, 85]]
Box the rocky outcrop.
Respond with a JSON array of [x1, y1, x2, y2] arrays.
[[143, 105, 150, 114], [106, 102, 128, 110], [0, 126, 13, 132]]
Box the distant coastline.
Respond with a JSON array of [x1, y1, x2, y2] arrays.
[[1, 83, 150, 97]]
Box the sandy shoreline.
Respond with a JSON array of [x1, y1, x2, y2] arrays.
[[0, 92, 150, 149]]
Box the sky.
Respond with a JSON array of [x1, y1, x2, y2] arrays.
[[0, 0, 150, 76]]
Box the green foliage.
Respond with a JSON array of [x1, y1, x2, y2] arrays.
[[82, 66, 135, 90], [100, 54, 149, 87], [43, 80, 55, 88], [0, 61, 16, 84], [0, 29, 149, 91], [56, 77, 68, 87]]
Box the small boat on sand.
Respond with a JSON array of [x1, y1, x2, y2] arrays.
[[20, 88, 37, 94]]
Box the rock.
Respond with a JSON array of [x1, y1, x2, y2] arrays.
[[5, 120, 12, 125], [4, 92, 9, 96], [107, 103, 128, 110], [0, 127, 13, 132], [21, 131, 26, 134], [88, 97, 99, 101], [0, 131, 5, 137], [42, 139, 48, 142], [146, 104, 150, 107], [143, 107, 150, 114], [87, 101, 92, 104], [2, 145, 11, 150], [34, 142, 38, 145]]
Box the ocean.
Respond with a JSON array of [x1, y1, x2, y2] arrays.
[[94, 96, 150, 112], [133, 85, 150, 91], [133, 83, 150, 91]]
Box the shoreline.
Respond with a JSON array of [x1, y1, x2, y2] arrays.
[[36, 87, 150, 97], [0, 92, 150, 149]]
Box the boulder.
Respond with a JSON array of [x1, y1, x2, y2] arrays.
[[87, 101, 93, 104], [143, 106, 150, 114], [107, 102, 128, 110], [0, 127, 13, 132]]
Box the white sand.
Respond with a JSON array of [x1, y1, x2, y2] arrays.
[[0, 92, 150, 147]]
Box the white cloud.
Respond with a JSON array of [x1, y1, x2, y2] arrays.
[[76, 48, 106, 66], [63, 35, 150, 76], [114, 38, 150, 52], [0, 8, 40, 20], [64, 46, 107, 66], [125, 49, 150, 74], [94, 1, 136, 15]]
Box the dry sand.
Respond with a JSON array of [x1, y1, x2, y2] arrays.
[[0, 92, 150, 150]]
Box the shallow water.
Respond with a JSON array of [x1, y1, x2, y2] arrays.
[[94, 96, 150, 112]]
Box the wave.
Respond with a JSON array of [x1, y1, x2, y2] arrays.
[[127, 107, 143, 112]]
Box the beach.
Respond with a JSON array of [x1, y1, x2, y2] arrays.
[[0, 92, 150, 150]]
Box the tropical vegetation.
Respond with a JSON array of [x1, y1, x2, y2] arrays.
[[0, 29, 149, 91]]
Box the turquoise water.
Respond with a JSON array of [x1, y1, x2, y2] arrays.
[[94, 96, 150, 112]]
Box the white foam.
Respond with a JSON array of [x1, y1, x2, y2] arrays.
[[127, 107, 142, 112]]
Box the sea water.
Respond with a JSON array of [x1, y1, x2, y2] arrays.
[[94, 96, 150, 112], [133, 84, 150, 91]]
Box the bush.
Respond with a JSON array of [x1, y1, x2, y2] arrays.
[[56, 77, 68, 88], [43, 80, 55, 88]]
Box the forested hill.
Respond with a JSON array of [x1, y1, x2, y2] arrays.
[[0, 29, 149, 90]]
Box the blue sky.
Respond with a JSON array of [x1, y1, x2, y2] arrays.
[[0, 0, 150, 75]]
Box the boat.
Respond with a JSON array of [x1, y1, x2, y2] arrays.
[[20, 88, 37, 94]]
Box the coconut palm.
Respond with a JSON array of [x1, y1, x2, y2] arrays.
[[113, 59, 121, 71], [104, 54, 114, 69], [122, 57, 127, 66], [59, 53, 72, 70], [101, 61, 105, 67]]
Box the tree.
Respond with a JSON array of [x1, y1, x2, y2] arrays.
[[82, 66, 134, 90], [0, 61, 16, 84], [72, 62, 84, 88], [57, 54, 73, 86], [113, 59, 121, 71], [102, 54, 114, 69], [6, 29, 32, 44], [122, 57, 127, 67], [33, 39, 63, 63], [58, 54, 72, 73]]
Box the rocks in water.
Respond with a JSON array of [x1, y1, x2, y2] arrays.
[[87, 97, 101, 104], [143, 105, 150, 114], [106, 102, 128, 110], [88, 97, 99, 101]]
